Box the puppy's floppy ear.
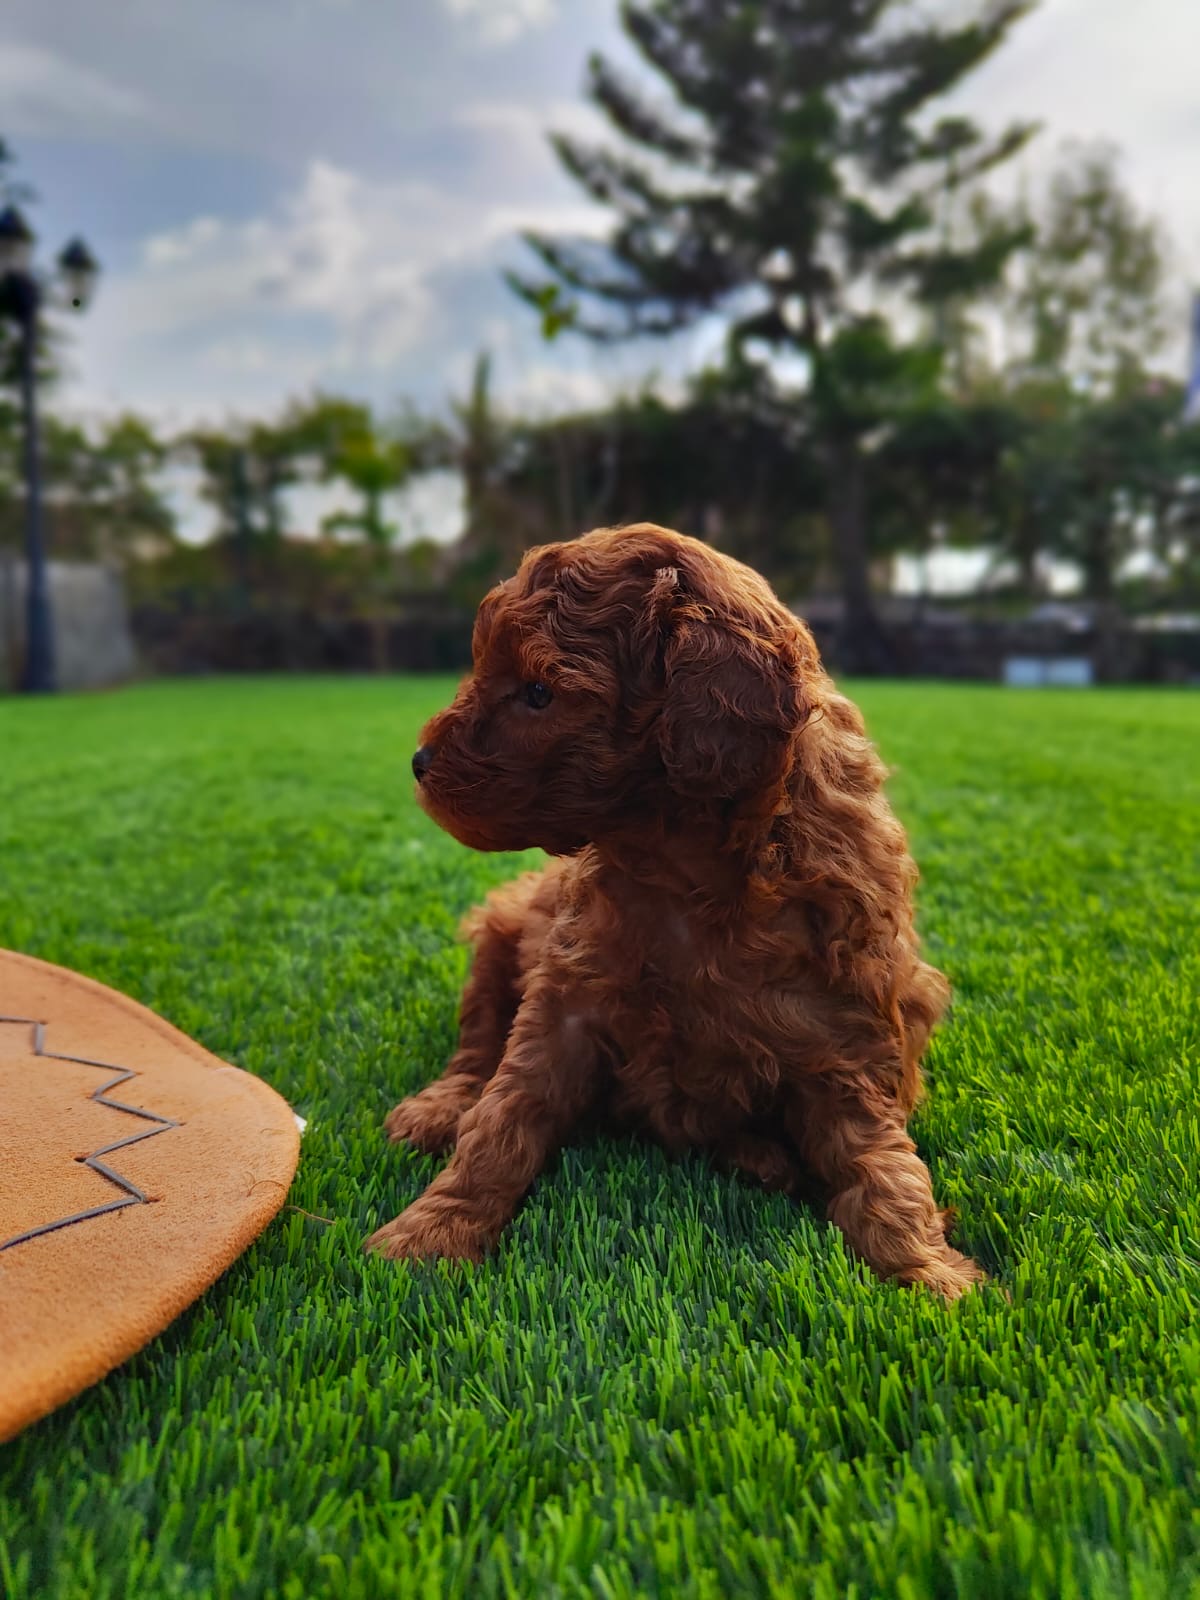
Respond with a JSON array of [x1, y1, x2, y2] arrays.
[[654, 570, 810, 802]]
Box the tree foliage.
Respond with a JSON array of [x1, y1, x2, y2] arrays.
[[0, 404, 175, 564], [509, 0, 1039, 663], [1000, 143, 1174, 395]]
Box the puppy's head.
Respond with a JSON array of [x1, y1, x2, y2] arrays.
[[412, 523, 819, 854]]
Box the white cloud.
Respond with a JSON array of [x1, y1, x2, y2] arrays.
[[106, 157, 607, 360], [497, 362, 622, 417], [455, 97, 607, 155], [441, 0, 558, 47], [0, 39, 150, 138], [199, 337, 326, 389], [144, 217, 224, 268], [63, 152, 612, 425], [947, 0, 1200, 263]]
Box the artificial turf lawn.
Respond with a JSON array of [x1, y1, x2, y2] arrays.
[[0, 677, 1197, 1600]]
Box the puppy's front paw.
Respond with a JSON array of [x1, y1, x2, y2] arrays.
[[383, 1086, 468, 1154], [364, 1196, 492, 1264]]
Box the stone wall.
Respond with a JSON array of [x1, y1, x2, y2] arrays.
[[0, 556, 137, 692]]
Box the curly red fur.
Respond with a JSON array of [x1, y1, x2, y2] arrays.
[[366, 523, 981, 1298]]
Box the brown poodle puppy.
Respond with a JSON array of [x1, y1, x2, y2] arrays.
[[366, 523, 981, 1298]]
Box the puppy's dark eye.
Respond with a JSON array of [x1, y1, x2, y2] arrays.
[[523, 681, 553, 709]]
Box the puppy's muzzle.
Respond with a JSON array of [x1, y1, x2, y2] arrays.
[[412, 745, 436, 782]]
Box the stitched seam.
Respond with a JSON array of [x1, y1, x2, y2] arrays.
[[0, 1017, 180, 1255]]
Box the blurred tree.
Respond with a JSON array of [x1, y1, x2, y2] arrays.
[[39, 415, 105, 557], [0, 394, 19, 684], [320, 428, 411, 548], [1060, 384, 1190, 607], [0, 140, 65, 392], [0, 394, 20, 545], [968, 381, 1200, 610], [870, 394, 1025, 590], [185, 425, 260, 548], [989, 380, 1078, 599], [31, 412, 176, 563], [278, 392, 374, 474], [0, 140, 35, 390], [446, 353, 528, 592], [87, 414, 177, 562], [998, 142, 1174, 395], [1160, 417, 1200, 604], [509, 0, 1037, 667], [951, 147, 1179, 603], [482, 363, 827, 598], [454, 354, 504, 515], [184, 411, 319, 550], [279, 391, 441, 551], [243, 417, 304, 543], [0, 140, 33, 217]]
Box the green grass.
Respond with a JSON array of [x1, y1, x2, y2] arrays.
[[1, 676, 1198, 1600]]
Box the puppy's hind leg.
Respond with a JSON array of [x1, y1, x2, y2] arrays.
[[716, 1130, 805, 1195], [384, 871, 549, 1154]]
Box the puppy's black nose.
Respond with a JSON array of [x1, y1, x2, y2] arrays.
[[412, 745, 435, 782]]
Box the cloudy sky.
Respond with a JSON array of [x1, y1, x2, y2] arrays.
[[4, 0, 1200, 451]]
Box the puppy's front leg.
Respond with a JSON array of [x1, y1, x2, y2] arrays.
[[365, 985, 602, 1264]]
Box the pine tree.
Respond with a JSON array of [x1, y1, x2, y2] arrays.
[[509, 0, 1037, 667]]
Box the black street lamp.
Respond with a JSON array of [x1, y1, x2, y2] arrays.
[[0, 204, 99, 693]]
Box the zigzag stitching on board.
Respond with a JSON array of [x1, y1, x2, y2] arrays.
[[0, 1016, 179, 1254]]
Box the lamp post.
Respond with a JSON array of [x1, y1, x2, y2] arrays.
[[0, 205, 99, 693]]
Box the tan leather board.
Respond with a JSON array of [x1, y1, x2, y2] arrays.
[[0, 949, 300, 1442]]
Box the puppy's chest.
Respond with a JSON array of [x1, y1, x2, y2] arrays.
[[610, 906, 791, 991], [598, 912, 782, 1047], [607, 909, 721, 993], [557, 886, 811, 1050], [641, 910, 703, 976], [604, 953, 789, 1135]]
